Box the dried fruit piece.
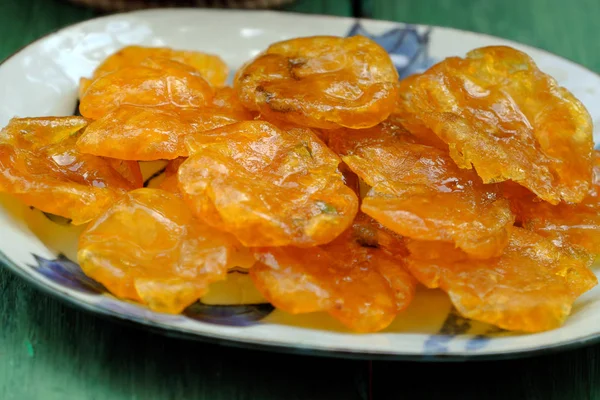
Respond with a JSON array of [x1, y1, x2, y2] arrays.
[[78, 106, 195, 160], [176, 87, 253, 134], [0, 117, 138, 224], [405, 228, 597, 332], [387, 113, 448, 150], [158, 157, 186, 193], [78, 188, 250, 313], [105, 159, 144, 189], [79, 77, 92, 99], [330, 122, 514, 258], [210, 86, 254, 120], [79, 58, 213, 120], [235, 35, 398, 129], [251, 215, 416, 332], [86, 45, 228, 87], [511, 151, 600, 254], [78, 86, 251, 160], [397, 46, 594, 204], [179, 121, 358, 247]]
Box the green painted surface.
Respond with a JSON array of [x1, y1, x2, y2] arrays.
[[287, 0, 352, 16], [0, 1, 94, 62], [0, 0, 599, 399], [371, 0, 600, 73]]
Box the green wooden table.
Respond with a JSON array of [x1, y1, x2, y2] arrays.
[[1, 0, 600, 398]]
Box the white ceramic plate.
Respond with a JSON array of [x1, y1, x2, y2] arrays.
[[1, 8, 599, 361]]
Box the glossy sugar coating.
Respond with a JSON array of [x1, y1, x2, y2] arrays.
[[78, 87, 252, 161], [511, 151, 600, 255], [79, 77, 92, 100], [78, 188, 253, 313], [329, 122, 514, 258], [158, 157, 187, 194], [251, 215, 416, 332], [210, 86, 255, 119], [84, 45, 229, 88], [79, 58, 214, 120], [405, 228, 597, 332], [396, 46, 594, 205], [386, 113, 448, 150], [235, 35, 398, 129], [176, 87, 253, 140], [0, 117, 140, 224], [105, 158, 144, 189], [78, 106, 197, 160], [178, 121, 358, 247]]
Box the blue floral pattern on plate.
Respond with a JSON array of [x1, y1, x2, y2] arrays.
[[97, 296, 184, 324], [26, 253, 274, 326], [27, 254, 105, 294], [184, 302, 275, 327], [346, 22, 437, 78]]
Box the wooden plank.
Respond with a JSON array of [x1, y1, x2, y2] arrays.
[[373, 347, 600, 399], [0, 268, 366, 400]]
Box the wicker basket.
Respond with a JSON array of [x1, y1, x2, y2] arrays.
[[67, 0, 294, 12]]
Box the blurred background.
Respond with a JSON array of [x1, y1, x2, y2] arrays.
[[1, 0, 598, 71]]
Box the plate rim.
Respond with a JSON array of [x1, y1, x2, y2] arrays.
[[0, 7, 599, 361], [3, 248, 600, 362]]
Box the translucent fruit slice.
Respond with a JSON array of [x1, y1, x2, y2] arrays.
[[78, 188, 252, 313], [77, 87, 252, 161], [0, 117, 140, 224], [511, 151, 600, 255], [405, 228, 597, 332], [235, 35, 398, 129], [105, 158, 144, 189], [396, 46, 594, 204], [251, 214, 416, 332], [79, 58, 214, 120], [158, 157, 186, 194], [329, 122, 514, 258], [178, 121, 358, 247], [85, 45, 229, 87]]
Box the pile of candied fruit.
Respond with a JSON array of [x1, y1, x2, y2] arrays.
[[0, 38, 598, 333]]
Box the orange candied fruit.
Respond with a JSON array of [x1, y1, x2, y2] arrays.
[[329, 121, 514, 258], [510, 151, 600, 255], [79, 58, 214, 120], [78, 188, 253, 313], [0, 116, 141, 224], [178, 121, 358, 247], [396, 46, 594, 205], [86, 45, 229, 87], [405, 228, 597, 332], [78, 86, 252, 161], [251, 214, 416, 332], [235, 35, 398, 129]]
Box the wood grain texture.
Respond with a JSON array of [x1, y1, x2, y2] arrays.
[[1, 0, 600, 399], [0, 271, 365, 400]]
